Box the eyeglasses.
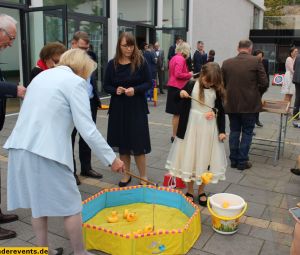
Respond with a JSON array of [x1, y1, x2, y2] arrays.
[[121, 44, 134, 50], [0, 28, 16, 41]]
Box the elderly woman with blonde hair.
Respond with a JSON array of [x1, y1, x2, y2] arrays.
[[4, 49, 125, 255], [165, 42, 193, 142]]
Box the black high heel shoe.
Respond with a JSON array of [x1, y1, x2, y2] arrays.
[[118, 176, 132, 187]]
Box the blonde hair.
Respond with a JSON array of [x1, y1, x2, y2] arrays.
[[58, 49, 97, 79], [175, 42, 190, 59]]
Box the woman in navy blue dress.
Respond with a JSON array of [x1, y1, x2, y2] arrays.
[[104, 32, 152, 187]]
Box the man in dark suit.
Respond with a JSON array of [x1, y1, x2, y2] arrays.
[[71, 31, 102, 185], [193, 41, 207, 77], [154, 42, 165, 94], [167, 35, 183, 61], [0, 13, 26, 240], [222, 40, 269, 170], [293, 54, 300, 126]]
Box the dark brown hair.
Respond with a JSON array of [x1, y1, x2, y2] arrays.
[[39, 42, 66, 62], [289, 46, 298, 57], [198, 62, 226, 103], [114, 32, 143, 73], [72, 31, 90, 44]]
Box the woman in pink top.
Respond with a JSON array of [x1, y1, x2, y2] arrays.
[[166, 42, 193, 142]]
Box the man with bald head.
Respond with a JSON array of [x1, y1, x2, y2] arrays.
[[0, 13, 26, 240], [222, 40, 268, 171]]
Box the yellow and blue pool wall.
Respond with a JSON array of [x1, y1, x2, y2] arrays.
[[82, 186, 196, 223]]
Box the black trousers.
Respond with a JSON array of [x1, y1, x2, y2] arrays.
[[293, 82, 300, 117], [157, 69, 164, 92], [72, 99, 98, 175]]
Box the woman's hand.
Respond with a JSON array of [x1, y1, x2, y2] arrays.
[[219, 133, 226, 142], [180, 90, 189, 98], [116, 86, 125, 95], [125, 87, 135, 96], [205, 111, 215, 120], [111, 157, 125, 173]]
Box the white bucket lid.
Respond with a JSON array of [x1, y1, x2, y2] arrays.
[[210, 193, 246, 210]]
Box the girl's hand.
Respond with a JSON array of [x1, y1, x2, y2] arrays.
[[180, 90, 189, 98], [205, 111, 215, 120], [219, 133, 226, 142], [116, 86, 125, 95], [125, 87, 135, 96]]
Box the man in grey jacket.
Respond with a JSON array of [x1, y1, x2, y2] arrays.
[[154, 42, 165, 94]]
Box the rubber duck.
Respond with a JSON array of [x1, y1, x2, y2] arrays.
[[144, 224, 153, 233], [132, 229, 143, 235], [201, 172, 214, 185], [222, 201, 230, 209], [107, 211, 119, 223], [126, 212, 137, 222], [123, 209, 129, 219]]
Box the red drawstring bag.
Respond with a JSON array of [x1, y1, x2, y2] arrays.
[[163, 173, 186, 189]]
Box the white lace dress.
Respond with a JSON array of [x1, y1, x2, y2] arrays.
[[165, 84, 227, 185], [281, 56, 295, 95]]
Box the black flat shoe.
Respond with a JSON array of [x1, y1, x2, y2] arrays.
[[291, 168, 300, 176], [198, 193, 207, 207], [54, 248, 63, 255], [0, 227, 16, 240], [185, 192, 194, 201], [171, 136, 175, 143], [118, 176, 132, 187], [81, 169, 103, 179]]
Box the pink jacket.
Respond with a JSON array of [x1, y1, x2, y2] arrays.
[[167, 53, 192, 89]]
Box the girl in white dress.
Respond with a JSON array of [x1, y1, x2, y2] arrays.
[[166, 62, 227, 207], [281, 47, 298, 103]]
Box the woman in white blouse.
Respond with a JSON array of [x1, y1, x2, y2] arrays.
[[4, 49, 124, 255]]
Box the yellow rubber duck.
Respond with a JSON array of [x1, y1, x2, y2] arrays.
[[123, 209, 129, 219], [201, 172, 214, 185], [107, 211, 119, 223], [144, 224, 153, 233], [133, 229, 143, 235], [222, 201, 230, 209], [126, 212, 137, 222]]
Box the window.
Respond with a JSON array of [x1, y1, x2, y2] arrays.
[[43, 0, 107, 16], [118, 0, 155, 25], [163, 0, 187, 28], [2, 0, 25, 3]]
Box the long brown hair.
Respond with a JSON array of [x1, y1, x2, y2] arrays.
[[114, 32, 143, 73], [198, 62, 226, 103]]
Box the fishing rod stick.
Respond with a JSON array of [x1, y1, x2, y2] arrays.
[[124, 170, 158, 186]]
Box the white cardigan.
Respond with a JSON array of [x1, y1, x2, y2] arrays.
[[4, 66, 116, 171]]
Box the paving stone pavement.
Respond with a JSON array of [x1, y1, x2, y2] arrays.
[[0, 84, 299, 255]]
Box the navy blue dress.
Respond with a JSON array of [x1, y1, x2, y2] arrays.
[[104, 59, 152, 155]]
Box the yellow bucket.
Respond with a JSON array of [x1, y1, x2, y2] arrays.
[[207, 197, 247, 235]]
